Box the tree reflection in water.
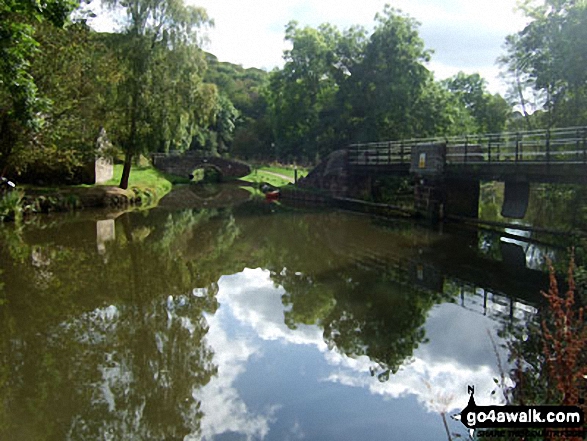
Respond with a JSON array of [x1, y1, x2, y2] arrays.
[[0, 211, 222, 440], [0, 201, 560, 439]]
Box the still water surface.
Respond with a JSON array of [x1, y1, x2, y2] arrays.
[[0, 188, 564, 440]]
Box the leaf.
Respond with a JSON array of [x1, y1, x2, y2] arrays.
[[377, 369, 390, 382]]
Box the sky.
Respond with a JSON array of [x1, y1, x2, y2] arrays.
[[91, 0, 531, 96], [190, 0, 531, 95], [191, 268, 516, 439]]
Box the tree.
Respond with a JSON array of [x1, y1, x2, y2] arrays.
[[6, 21, 123, 184], [144, 42, 217, 155], [204, 55, 272, 160], [267, 21, 342, 162], [265, 7, 437, 162], [355, 6, 431, 141], [442, 72, 510, 133], [413, 79, 478, 137], [499, 0, 587, 128], [100, 0, 214, 189], [0, 0, 78, 173], [211, 94, 239, 154]]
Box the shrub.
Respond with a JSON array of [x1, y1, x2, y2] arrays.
[[0, 190, 24, 222], [541, 255, 587, 407]]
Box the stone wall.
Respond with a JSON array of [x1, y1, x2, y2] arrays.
[[296, 150, 349, 197], [152, 153, 251, 179], [409, 143, 446, 176]]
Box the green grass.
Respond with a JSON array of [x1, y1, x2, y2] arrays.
[[262, 165, 309, 179], [240, 170, 291, 187], [101, 164, 187, 199], [241, 165, 310, 188]]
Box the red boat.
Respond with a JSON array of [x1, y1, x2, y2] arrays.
[[265, 190, 280, 201]]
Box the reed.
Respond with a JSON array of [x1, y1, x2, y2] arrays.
[[541, 254, 587, 408]]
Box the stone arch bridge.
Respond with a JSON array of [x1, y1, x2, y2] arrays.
[[152, 151, 251, 179]]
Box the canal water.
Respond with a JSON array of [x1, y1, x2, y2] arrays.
[[0, 186, 573, 440]]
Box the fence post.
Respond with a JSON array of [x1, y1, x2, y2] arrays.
[[464, 135, 468, 165], [515, 133, 520, 164], [488, 135, 492, 164], [496, 134, 501, 161], [545, 129, 551, 164]]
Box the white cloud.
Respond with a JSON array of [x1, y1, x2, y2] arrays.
[[217, 268, 328, 349], [188, 0, 528, 94], [319, 301, 511, 414], [193, 268, 513, 441], [89, 0, 530, 93], [194, 304, 276, 441]]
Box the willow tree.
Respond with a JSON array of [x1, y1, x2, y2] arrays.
[[101, 0, 215, 189]]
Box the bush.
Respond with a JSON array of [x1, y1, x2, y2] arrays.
[[10, 144, 95, 185], [0, 190, 24, 222]]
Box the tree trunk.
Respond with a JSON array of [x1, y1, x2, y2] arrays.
[[119, 150, 133, 189], [120, 83, 140, 190], [0, 113, 16, 175]]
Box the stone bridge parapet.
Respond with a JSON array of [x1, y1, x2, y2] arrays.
[[152, 152, 251, 179]]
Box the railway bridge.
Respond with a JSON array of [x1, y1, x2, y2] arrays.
[[302, 126, 587, 220]]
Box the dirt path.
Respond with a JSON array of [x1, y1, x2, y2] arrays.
[[263, 171, 295, 183]]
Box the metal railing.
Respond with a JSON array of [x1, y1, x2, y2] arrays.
[[347, 126, 587, 167], [348, 139, 414, 166], [445, 126, 587, 165]]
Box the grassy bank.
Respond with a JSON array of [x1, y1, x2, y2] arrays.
[[100, 164, 188, 202], [241, 165, 309, 187], [3, 162, 308, 221], [0, 163, 185, 221]]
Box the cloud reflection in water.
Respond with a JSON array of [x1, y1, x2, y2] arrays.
[[196, 268, 510, 440]]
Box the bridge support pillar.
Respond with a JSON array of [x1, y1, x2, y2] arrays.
[[414, 178, 445, 222], [501, 181, 529, 218], [346, 174, 373, 199], [414, 178, 479, 221], [445, 178, 480, 219]]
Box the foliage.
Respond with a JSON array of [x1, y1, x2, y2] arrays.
[[193, 93, 239, 156], [204, 54, 271, 160], [442, 72, 510, 134], [499, 0, 587, 128], [358, 6, 432, 140], [0, 0, 78, 172], [1, 20, 126, 185], [143, 43, 216, 155], [0, 189, 24, 222], [492, 256, 587, 441], [264, 6, 498, 163], [541, 256, 587, 407], [100, 0, 215, 188], [10, 143, 95, 185], [267, 21, 343, 162], [30, 21, 121, 160]]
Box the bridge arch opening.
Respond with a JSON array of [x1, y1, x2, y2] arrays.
[[189, 164, 223, 183]]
